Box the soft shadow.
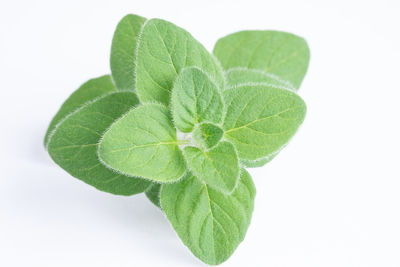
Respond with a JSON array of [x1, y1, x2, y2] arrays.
[[18, 124, 204, 266], [13, 159, 199, 265], [26, 123, 52, 165]]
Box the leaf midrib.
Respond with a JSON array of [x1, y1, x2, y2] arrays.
[[225, 105, 303, 134], [102, 140, 188, 154]]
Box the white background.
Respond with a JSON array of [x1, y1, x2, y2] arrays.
[[1, 0, 399, 266]]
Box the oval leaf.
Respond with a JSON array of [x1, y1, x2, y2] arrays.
[[110, 14, 147, 91], [98, 103, 186, 183], [213, 30, 310, 89], [136, 19, 224, 105], [224, 68, 295, 167], [223, 84, 306, 161], [47, 91, 151, 195], [44, 75, 116, 147], [171, 67, 224, 132], [183, 141, 239, 194], [161, 170, 256, 265]]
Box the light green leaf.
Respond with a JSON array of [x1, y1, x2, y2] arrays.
[[98, 103, 186, 183], [136, 19, 225, 105], [47, 91, 151, 195], [226, 67, 295, 91], [223, 84, 306, 161], [225, 69, 295, 167], [44, 75, 116, 147], [240, 149, 280, 168], [145, 183, 162, 208], [161, 169, 256, 265], [192, 123, 223, 150], [110, 14, 147, 91], [213, 31, 310, 89], [183, 141, 239, 194], [171, 67, 224, 132]]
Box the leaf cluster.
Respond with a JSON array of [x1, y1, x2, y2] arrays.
[[45, 14, 309, 265]]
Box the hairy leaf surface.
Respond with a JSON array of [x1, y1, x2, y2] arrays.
[[161, 170, 255, 265], [240, 149, 281, 168], [183, 141, 239, 194], [110, 14, 147, 90], [171, 67, 224, 132], [44, 75, 116, 147], [47, 91, 151, 195], [226, 68, 295, 91], [223, 84, 306, 161], [98, 103, 186, 182], [225, 68, 295, 167], [214, 31, 310, 89], [136, 19, 224, 105], [192, 123, 224, 149]]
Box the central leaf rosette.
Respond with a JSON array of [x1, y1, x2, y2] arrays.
[[99, 66, 241, 194]]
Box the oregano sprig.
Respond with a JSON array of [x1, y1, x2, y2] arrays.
[[45, 14, 309, 265]]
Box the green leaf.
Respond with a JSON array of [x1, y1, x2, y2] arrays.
[[171, 67, 224, 132], [110, 14, 147, 91], [183, 141, 239, 194], [213, 31, 310, 89], [223, 84, 306, 161], [136, 19, 224, 105], [225, 69, 295, 167], [98, 103, 186, 183], [44, 75, 116, 147], [145, 183, 162, 208], [161, 169, 256, 265], [225, 67, 295, 91], [240, 149, 280, 168], [47, 91, 151, 195], [192, 123, 224, 149]]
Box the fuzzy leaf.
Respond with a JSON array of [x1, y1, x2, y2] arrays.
[[161, 169, 256, 265], [98, 103, 186, 183], [192, 123, 223, 149], [240, 149, 280, 168], [183, 141, 239, 194], [47, 91, 151, 195], [223, 84, 306, 161], [171, 67, 224, 132], [136, 19, 224, 105], [225, 68, 295, 167], [214, 31, 310, 89], [110, 14, 147, 90], [44, 75, 116, 147], [145, 183, 162, 208], [226, 68, 295, 91]]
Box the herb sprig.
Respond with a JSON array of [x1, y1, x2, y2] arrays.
[[45, 14, 309, 265]]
